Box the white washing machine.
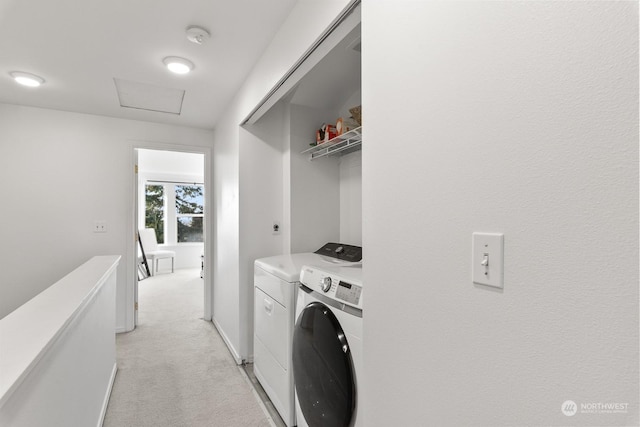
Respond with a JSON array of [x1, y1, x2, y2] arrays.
[[293, 262, 363, 427], [254, 243, 362, 427]]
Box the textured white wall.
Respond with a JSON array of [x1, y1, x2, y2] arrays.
[[0, 104, 214, 331], [362, 1, 638, 426]]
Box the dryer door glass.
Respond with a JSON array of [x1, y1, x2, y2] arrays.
[[293, 301, 355, 427]]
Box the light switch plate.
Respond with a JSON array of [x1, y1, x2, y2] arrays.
[[472, 232, 504, 288]]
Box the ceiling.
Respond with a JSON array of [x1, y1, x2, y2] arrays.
[[0, 0, 298, 130]]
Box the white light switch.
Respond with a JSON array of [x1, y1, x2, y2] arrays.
[[472, 232, 504, 288]]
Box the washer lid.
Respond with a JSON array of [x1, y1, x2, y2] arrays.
[[254, 253, 323, 282]]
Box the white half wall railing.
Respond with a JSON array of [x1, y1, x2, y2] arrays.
[[0, 255, 121, 427]]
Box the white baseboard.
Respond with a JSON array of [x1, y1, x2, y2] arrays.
[[211, 317, 243, 365], [97, 362, 117, 427]]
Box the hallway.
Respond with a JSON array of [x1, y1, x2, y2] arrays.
[[103, 269, 273, 426]]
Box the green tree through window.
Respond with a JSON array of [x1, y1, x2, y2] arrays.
[[145, 185, 164, 243], [176, 185, 204, 242]]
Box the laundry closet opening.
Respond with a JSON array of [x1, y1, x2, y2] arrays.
[[135, 148, 206, 326]]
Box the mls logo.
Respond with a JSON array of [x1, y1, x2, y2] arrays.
[[562, 400, 578, 417]]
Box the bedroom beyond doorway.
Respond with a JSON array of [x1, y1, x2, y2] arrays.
[[136, 148, 207, 324]]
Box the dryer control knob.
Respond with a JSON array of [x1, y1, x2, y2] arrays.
[[321, 277, 332, 292]]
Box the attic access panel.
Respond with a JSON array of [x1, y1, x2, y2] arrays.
[[114, 78, 185, 114]]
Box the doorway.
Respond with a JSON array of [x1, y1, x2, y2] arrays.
[[133, 147, 211, 328]]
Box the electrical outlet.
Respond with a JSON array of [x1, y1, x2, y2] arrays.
[[272, 221, 281, 235], [93, 221, 107, 233]]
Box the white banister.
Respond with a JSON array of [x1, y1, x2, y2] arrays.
[[0, 255, 121, 427]]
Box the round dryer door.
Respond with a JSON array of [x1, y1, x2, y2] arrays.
[[293, 301, 355, 427]]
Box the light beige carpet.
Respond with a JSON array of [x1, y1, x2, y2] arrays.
[[103, 269, 272, 427]]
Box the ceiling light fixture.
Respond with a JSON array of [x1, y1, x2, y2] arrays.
[[10, 71, 45, 87], [186, 26, 210, 45], [163, 57, 194, 74]]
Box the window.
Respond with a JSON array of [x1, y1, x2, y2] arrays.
[[175, 185, 204, 243], [145, 184, 164, 244], [144, 182, 204, 245]]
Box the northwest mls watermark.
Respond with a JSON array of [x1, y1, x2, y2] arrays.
[[562, 400, 629, 416]]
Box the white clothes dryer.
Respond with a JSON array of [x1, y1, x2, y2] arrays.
[[254, 244, 362, 427], [293, 263, 363, 427]]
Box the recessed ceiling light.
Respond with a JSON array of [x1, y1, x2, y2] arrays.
[[163, 57, 194, 74], [10, 71, 45, 87]]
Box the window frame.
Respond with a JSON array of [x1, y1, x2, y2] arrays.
[[144, 183, 166, 244], [175, 184, 204, 243], [142, 178, 204, 246]]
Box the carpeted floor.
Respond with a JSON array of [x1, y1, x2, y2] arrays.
[[103, 269, 274, 427]]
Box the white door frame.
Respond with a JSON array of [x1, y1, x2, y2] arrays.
[[127, 142, 213, 331], [133, 147, 139, 326]]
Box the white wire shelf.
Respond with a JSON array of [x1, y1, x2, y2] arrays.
[[301, 127, 362, 160]]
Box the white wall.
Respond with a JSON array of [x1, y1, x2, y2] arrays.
[[362, 2, 638, 426], [138, 150, 204, 177], [212, 108, 241, 360], [339, 150, 361, 246], [289, 104, 341, 253], [212, 0, 354, 362], [0, 256, 119, 427], [0, 103, 214, 332], [239, 102, 287, 360], [338, 86, 363, 246]]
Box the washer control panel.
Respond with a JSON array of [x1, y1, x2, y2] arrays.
[[300, 265, 363, 310], [335, 280, 362, 305]]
